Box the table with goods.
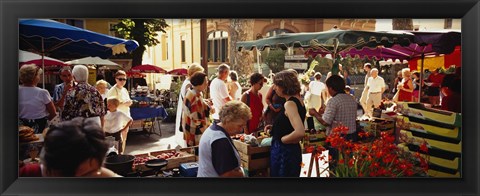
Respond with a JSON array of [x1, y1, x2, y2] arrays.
[[130, 95, 168, 137], [104, 147, 198, 177], [19, 126, 44, 166]]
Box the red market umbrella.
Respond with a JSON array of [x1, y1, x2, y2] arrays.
[[126, 71, 146, 78], [167, 68, 187, 76], [130, 64, 167, 73], [19, 59, 67, 67]]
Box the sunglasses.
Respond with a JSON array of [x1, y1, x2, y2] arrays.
[[116, 78, 127, 81]]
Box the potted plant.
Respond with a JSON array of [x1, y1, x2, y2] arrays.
[[163, 107, 177, 123]]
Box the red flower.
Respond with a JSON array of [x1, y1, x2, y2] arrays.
[[317, 146, 326, 152], [348, 159, 355, 167], [325, 125, 429, 177], [419, 142, 429, 153], [305, 146, 315, 153]]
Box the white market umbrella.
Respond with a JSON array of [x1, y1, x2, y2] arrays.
[[65, 56, 122, 69], [19, 50, 66, 65]]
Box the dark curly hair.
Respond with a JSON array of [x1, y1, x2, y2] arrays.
[[249, 73, 265, 85], [273, 70, 301, 96], [40, 117, 108, 176], [190, 72, 207, 86]]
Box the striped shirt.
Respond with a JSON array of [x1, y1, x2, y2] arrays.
[[52, 83, 65, 102]]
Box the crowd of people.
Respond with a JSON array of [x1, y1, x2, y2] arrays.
[[19, 64, 133, 156], [19, 60, 461, 178]]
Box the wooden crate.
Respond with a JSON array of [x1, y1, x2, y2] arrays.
[[233, 140, 270, 173], [133, 148, 196, 171], [358, 119, 395, 139], [301, 132, 326, 152]]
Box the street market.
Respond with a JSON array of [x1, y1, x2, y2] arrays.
[[18, 18, 462, 178]]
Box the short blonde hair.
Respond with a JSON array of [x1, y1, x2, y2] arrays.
[[401, 68, 411, 78], [219, 101, 252, 124], [95, 79, 108, 88], [106, 96, 120, 107], [188, 63, 205, 78], [19, 64, 42, 84]]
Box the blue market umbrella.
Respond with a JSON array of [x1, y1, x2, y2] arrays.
[[19, 19, 139, 88]]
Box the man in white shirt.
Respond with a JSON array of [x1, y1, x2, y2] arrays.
[[365, 68, 386, 117], [359, 63, 372, 113], [210, 64, 232, 122]]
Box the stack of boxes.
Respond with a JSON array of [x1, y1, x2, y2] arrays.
[[396, 102, 462, 177], [357, 118, 395, 142], [232, 140, 270, 177], [301, 131, 326, 152]]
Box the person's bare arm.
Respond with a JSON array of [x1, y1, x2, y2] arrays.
[[219, 167, 245, 177], [309, 107, 330, 127], [402, 80, 414, 93], [265, 86, 277, 110], [122, 120, 133, 132], [281, 101, 306, 144], [240, 93, 247, 105], [55, 84, 73, 109], [100, 115, 105, 129], [224, 96, 232, 102], [46, 102, 57, 120]]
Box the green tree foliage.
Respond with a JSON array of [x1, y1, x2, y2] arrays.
[[113, 19, 169, 66], [263, 49, 285, 73], [313, 56, 333, 74]]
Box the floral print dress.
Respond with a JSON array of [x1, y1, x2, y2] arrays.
[[62, 82, 106, 121]]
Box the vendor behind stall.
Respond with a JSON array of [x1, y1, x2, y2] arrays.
[[309, 75, 357, 140], [197, 101, 252, 177]]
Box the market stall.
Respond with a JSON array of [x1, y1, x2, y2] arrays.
[[105, 147, 197, 177], [127, 64, 168, 137], [129, 100, 168, 137]]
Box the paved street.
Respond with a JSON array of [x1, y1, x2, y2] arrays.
[[124, 121, 179, 155]]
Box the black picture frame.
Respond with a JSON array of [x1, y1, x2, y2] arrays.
[[1, 0, 478, 195]]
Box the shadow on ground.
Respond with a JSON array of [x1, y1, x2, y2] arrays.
[[124, 121, 179, 155]]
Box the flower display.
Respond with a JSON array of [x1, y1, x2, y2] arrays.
[[310, 126, 429, 177]]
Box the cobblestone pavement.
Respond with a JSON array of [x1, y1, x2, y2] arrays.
[[124, 121, 179, 155]]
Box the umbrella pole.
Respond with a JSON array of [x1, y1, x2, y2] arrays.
[[257, 49, 261, 73], [418, 53, 425, 103], [41, 37, 45, 89]]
